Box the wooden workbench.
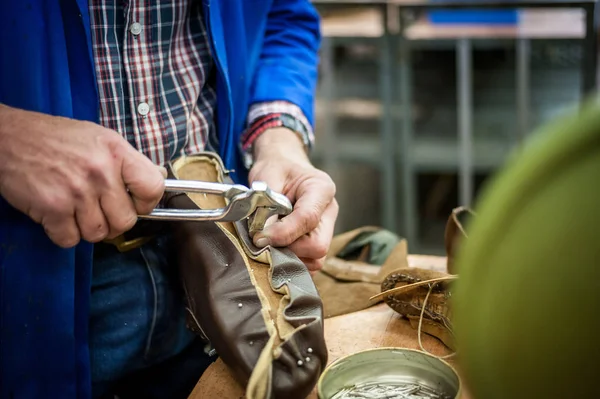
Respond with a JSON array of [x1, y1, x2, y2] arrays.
[[188, 255, 472, 399]]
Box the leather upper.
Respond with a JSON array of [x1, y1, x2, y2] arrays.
[[164, 153, 327, 399]]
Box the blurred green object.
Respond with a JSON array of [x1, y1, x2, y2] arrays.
[[452, 99, 600, 399]]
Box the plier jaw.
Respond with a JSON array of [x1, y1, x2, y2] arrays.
[[138, 179, 293, 236], [243, 181, 293, 237]]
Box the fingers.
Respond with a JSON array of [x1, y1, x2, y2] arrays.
[[287, 199, 338, 258], [120, 146, 165, 215], [75, 196, 109, 243], [300, 257, 326, 273], [100, 182, 138, 239], [42, 214, 81, 248], [48, 145, 161, 244], [255, 175, 335, 248]]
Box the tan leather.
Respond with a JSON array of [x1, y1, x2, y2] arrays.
[[313, 226, 408, 318], [164, 153, 327, 399]]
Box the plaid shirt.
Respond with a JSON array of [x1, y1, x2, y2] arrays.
[[89, 0, 312, 166]]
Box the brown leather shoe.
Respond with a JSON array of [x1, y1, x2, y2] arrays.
[[163, 153, 327, 399], [378, 206, 474, 351]]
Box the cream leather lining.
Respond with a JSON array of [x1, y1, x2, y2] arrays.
[[171, 155, 293, 342]]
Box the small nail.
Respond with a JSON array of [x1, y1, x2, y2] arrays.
[[255, 237, 270, 247]]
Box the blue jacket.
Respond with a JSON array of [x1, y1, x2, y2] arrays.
[[0, 1, 321, 397]]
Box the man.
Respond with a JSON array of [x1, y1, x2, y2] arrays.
[[0, 1, 338, 398]]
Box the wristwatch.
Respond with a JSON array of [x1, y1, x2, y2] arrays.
[[240, 113, 314, 170]]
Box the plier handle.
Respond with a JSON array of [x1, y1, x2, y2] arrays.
[[138, 179, 293, 236]]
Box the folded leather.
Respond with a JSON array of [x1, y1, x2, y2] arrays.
[[313, 226, 409, 318], [162, 153, 327, 399]]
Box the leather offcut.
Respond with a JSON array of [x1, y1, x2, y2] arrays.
[[312, 226, 409, 318], [163, 153, 327, 399]]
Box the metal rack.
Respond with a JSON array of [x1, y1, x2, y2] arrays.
[[313, 0, 598, 252]]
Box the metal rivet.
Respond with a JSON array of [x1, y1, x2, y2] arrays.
[[238, 303, 243, 308], [307, 347, 313, 354], [297, 360, 303, 367], [287, 278, 291, 283], [305, 357, 310, 362], [249, 341, 254, 346], [225, 263, 229, 267]]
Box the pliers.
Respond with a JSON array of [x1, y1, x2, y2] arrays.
[[138, 179, 293, 237]]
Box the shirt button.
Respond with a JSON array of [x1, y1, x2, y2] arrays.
[[130, 22, 142, 36], [137, 102, 150, 116]]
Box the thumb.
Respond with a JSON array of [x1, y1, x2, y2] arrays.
[[121, 146, 166, 215]]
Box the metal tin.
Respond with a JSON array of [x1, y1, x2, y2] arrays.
[[317, 348, 461, 399]]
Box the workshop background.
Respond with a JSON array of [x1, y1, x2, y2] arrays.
[[308, 3, 596, 255]]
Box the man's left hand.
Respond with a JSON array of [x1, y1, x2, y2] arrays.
[[248, 127, 338, 272]]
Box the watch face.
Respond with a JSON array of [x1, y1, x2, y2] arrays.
[[241, 113, 314, 170]]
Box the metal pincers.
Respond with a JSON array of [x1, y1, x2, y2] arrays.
[[138, 179, 293, 235], [244, 181, 293, 237]]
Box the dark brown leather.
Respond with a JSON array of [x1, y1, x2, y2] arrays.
[[163, 153, 327, 399]]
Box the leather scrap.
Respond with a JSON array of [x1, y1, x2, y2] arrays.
[[312, 226, 409, 318]]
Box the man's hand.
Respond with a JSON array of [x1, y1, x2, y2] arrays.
[[249, 127, 338, 272], [0, 105, 165, 248]]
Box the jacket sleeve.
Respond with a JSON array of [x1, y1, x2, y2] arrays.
[[249, 0, 322, 128]]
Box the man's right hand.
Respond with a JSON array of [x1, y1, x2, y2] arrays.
[[0, 104, 166, 248]]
